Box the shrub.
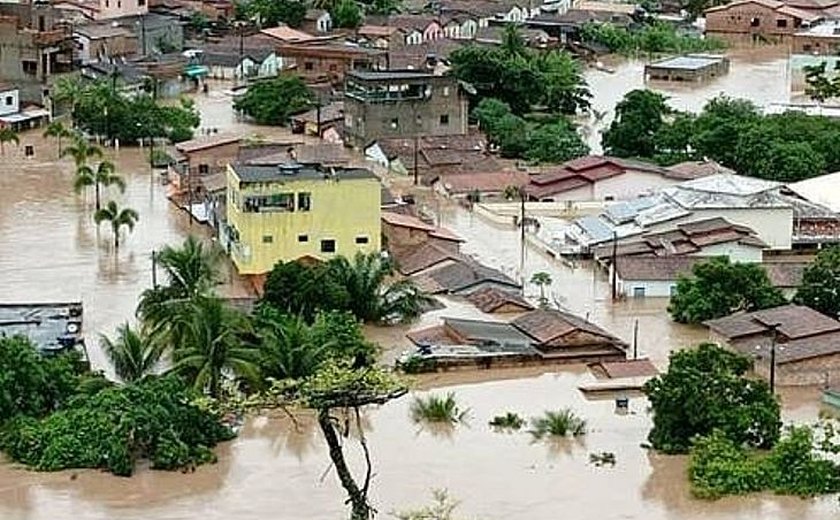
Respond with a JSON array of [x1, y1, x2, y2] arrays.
[[529, 409, 586, 439], [410, 393, 468, 425], [489, 412, 526, 430]]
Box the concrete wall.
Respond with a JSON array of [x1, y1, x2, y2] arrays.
[[617, 278, 675, 298], [754, 354, 840, 387], [344, 76, 468, 148], [695, 242, 763, 263], [535, 171, 682, 202], [791, 34, 840, 55], [97, 0, 148, 20], [705, 2, 804, 38], [182, 141, 241, 174], [226, 168, 381, 275]]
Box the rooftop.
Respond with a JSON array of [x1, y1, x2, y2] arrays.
[[347, 69, 440, 81], [432, 171, 529, 195], [381, 211, 464, 242], [512, 308, 625, 346], [443, 317, 535, 347], [230, 163, 377, 183], [392, 241, 464, 275], [414, 258, 520, 294], [705, 304, 840, 341], [648, 54, 727, 71], [615, 256, 700, 281], [466, 287, 534, 313], [260, 24, 316, 42], [175, 134, 241, 153], [0, 302, 84, 353]]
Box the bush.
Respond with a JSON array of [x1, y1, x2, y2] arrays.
[[689, 426, 840, 499], [489, 412, 526, 430], [410, 393, 468, 425], [529, 409, 586, 439], [0, 376, 234, 476]]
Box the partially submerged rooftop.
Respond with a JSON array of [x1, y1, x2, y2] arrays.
[[230, 163, 377, 183], [0, 302, 84, 354]]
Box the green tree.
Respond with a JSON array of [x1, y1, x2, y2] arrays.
[[494, 114, 530, 158], [602, 89, 670, 158], [262, 259, 350, 322], [473, 98, 512, 136], [0, 336, 81, 423], [536, 50, 591, 114], [233, 76, 314, 125], [325, 253, 430, 324], [238, 0, 307, 27], [795, 246, 840, 319], [138, 236, 223, 343], [691, 96, 760, 169], [366, 0, 400, 14], [93, 200, 139, 249], [171, 297, 258, 398], [0, 127, 19, 155], [804, 61, 840, 103], [643, 343, 781, 454], [530, 271, 552, 304], [61, 136, 103, 168], [43, 120, 73, 156], [500, 24, 527, 57], [100, 323, 163, 383], [300, 361, 407, 520], [331, 0, 362, 28], [525, 119, 589, 164], [668, 257, 786, 324], [73, 160, 126, 211]]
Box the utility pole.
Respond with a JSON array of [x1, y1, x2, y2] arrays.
[[632, 319, 639, 360], [140, 14, 147, 56], [768, 323, 781, 394], [519, 188, 526, 280], [413, 134, 419, 185], [611, 231, 618, 301], [151, 250, 158, 288]]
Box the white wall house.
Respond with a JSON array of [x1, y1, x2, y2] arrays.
[[0, 86, 20, 117]]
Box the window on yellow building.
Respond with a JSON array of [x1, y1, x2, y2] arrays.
[[321, 239, 336, 253], [298, 192, 311, 211], [243, 193, 295, 212], [262, 235, 273, 243], [355, 236, 369, 244], [298, 234, 309, 242]]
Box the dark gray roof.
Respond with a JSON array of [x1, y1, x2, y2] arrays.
[[231, 163, 377, 183], [428, 259, 520, 292], [443, 318, 534, 348], [0, 302, 84, 353]]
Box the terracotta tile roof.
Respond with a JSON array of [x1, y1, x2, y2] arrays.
[[246, 143, 350, 166], [705, 304, 840, 341], [753, 331, 840, 364], [358, 25, 399, 37], [175, 134, 241, 153], [392, 242, 463, 275], [667, 160, 735, 180], [386, 14, 440, 31], [614, 256, 700, 281], [260, 25, 316, 42], [466, 287, 534, 313], [382, 212, 463, 242], [433, 172, 529, 195], [511, 309, 624, 346], [593, 359, 659, 379]]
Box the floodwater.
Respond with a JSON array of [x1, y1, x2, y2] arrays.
[[582, 46, 792, 152], [0, 64, 836, 518]]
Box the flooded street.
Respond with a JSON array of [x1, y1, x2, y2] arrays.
[[0, 56, 835, 518], [583, 46, 791, 152]]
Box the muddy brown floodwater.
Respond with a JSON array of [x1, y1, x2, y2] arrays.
[[0, 66, 836, 519]]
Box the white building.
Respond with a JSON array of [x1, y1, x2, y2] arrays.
[[0, 84, 19, 117], [566, 173, 839, 253]]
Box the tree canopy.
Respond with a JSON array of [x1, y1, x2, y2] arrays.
[[473, 98, 589, 163], [643, 343, 781, 454], [236, 0, 307, 27], [668, 257, 786, 324], [603, 90, 840, 181], [450, 27, 590, 116], [581, 21, 725, 54], [233, 76, 314, 125], [795, 246, 840, 319], [331, 0, 363, 28]]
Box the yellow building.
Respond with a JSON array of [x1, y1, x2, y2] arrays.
[[225, 162, 381, 275]]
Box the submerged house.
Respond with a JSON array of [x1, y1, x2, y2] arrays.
[[0, 302, 86, 357], [404, 308, 627, 370]]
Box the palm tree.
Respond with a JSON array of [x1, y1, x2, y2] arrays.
[[52, 77, 84, 122], [326, 253, 431, 324], [255, 309, 326, 381], [74, 160, 126, 211], [100, 323, 163, 382], [0, 127, 19, 155], [530, 271, 552, 305], [43, 120, 73, 156], [138, 235, 224, 343], [170, 296, 259, 397], [62, 136, 103, 168], [94, 200, 139, 249]]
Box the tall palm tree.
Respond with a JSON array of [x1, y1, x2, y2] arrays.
[[138, 235, 224, 344], [326, 253, 430, 324], [62, 136, 103, 168], [0, 127, 19, 155], [255, 309, 327, 381], [100, 323, 163, 383], [170, 296, 258, 397], [94, 200, 139, 249], [530, 271, 552, 305], [74, 160, 126, 211], [43, 120, 73, 157]]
